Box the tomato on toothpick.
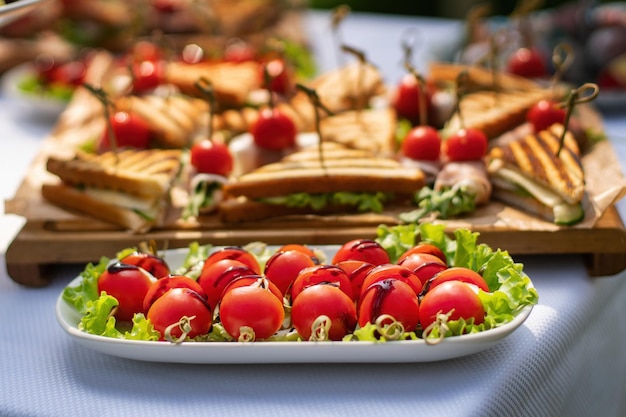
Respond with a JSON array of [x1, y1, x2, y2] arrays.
[[190, 77, 234, 176], [401, 125, 441, 161], [131, 60, 166, 94], [250, 108, 297, 151], [190, 140, 233, 176], [506, 47, 548, 79], [262, 58, 292, 96], [250, 63, 297, 151], [443, 128, 488, 162], [99, 110, 151, 152], [392, 73, 432, 125], [526, 99, 566, 132]]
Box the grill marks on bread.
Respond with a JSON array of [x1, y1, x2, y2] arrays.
[[46, 149, 182, 198], [223, 144, 424, 200], [489, 125, 584, 204]]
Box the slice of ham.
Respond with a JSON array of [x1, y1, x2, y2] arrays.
[[434, 161, 492, 205]]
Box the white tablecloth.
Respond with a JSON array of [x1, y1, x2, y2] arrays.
[[1, 10, 626, 417]]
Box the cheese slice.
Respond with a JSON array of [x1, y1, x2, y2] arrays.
[[494, 167, 564, 208], [83, 187, 159, 218]]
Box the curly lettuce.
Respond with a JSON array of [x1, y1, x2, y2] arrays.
[[375, 223, 539, 339]]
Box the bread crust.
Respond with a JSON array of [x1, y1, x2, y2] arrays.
[[224, 165, 424, 199]]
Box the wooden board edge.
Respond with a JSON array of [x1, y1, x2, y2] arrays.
[[6, 205, 626, 286]]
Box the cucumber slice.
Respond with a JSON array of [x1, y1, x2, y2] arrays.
[[554, 202, 584, 226]]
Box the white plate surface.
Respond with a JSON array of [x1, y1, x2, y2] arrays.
[[56, 248, 534, 364], [1, 62, 68, 121]]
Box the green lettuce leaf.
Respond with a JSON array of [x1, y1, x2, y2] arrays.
[[79, 292, 159, 340], [172, 241, 213, 279], [376, 223, 539, 339], [260, 192, 391, 213], [399, 185, 477, 223], [62, 257, 109, 315]]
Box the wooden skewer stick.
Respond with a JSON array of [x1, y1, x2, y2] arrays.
[[194, 77, 216, 143], [557, 83, 599, 156], [83, 83, 119, 164], [331, 4, 351, 67], [340, 44, 368, 114], [295, 83, 334, 171]]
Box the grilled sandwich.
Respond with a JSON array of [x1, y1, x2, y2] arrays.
[[307, 61, 387, 114], [429, 62, 551, 139], [487, 124, 585, 225], [43, 148, 183, 232], [318, 107, 397, 156], [218, 143, 425, 223], [164, 60, 263, 109]]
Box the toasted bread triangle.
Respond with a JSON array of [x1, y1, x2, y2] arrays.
[[46, 149, 182, 198], [488, 124, 584, 204], [223, 144, 424, 199]]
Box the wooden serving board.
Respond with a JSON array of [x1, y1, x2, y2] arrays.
[[6, 205, 626, 287]]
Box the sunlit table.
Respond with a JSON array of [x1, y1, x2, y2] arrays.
[[1, 10, 626, 417]]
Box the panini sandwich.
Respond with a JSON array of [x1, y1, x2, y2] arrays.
[[487, 124, 585, 225], [43, 148, 183, 232], [218, 142, 425, 223]]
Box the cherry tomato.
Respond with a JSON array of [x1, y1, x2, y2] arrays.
[[142, 275, 206, 312], [131, 60, 166, 94], [147, 288, 213, 340], [264, 249, 317, 296], [427, 266, 489, 293], [526, 99, 566, 132], [419, 280, 485, 329], [401, 125, 442, 161], [334, 259, 375, 303], [197, 259, 257, 311], [397, 253, 448, 286], [223, 40, 256, 63], [151, 0, 182, 13], [392, 73, 432, 125], [48, 61, 87, 87], [129, 40, 164, 63], [221, 275, 283, 302], [98, 262, 156, 321], [204, 247, 261, 274], [290, 264, 353, 302], [219, 285, 285, 340], [331, 239, 390, 266], [358, 279, 420, 332], [250, 108, 297, 151], [262, 58, 292, 95], [398, 243, 447, 264], [277, 244, 319, 261], [359, 263, 423, 298], [442, 128, 488, 161], [291, 283, 357, 341], [99, 111, 151, 152], [190, 139, 234, 177], [506, 47, 548, 79], [119, 252, 170, 279]]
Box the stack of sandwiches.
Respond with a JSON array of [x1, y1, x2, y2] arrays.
[[42, 149, 183, 233], [429, 62, 551, 139], [218, 142, 425, 223], [487, 124, 586, 225]]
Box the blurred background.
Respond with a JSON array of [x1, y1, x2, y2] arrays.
[[308, 0, 614, 18]]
